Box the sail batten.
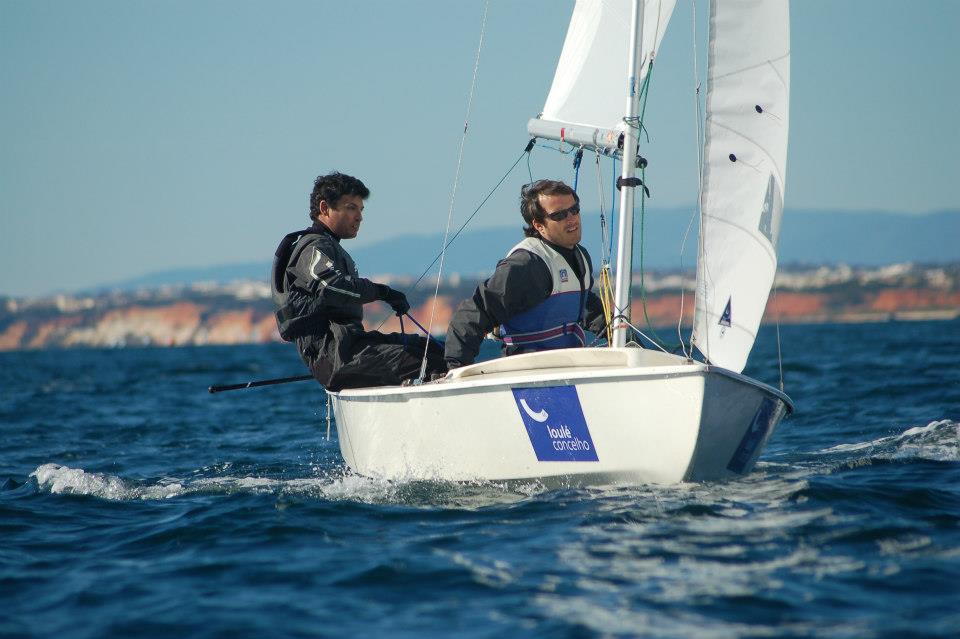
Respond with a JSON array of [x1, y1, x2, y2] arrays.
[[692, 0, 791, 373]]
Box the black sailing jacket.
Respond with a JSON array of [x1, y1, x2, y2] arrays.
[[271, 222, 384, 379]]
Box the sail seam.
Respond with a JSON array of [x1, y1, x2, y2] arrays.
[[708, 51, 791, 86]]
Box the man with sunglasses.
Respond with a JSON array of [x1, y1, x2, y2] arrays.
[[444, 179, 606, 369]]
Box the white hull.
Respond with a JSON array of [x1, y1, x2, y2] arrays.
[[330, 348, 792, 485]]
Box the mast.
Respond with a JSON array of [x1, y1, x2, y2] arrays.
[[611, 0, 645, 348]]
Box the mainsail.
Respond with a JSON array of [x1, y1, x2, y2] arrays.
[[693, 0, 791, 372], [527, 0, 677, 153]]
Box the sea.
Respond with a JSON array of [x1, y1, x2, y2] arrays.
[[1, 320, 958, 638]]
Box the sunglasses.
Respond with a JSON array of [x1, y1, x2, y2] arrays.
[[544, 203, 581, 222]]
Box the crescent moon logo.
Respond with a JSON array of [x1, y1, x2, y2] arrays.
[[519, 398, 549, 423]]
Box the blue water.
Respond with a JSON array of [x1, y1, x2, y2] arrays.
[[2, 321, 958, 638]]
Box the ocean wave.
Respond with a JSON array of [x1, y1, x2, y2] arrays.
[[818, 419, 958, 462], [28, 463, 397, 502], [29, 463, 184, 500], [27, 463, 540, 507]]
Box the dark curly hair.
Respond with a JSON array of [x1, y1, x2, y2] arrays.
[[309, 172, 370, 222], [519, 179, 579, 238]]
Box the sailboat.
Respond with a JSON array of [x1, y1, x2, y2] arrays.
[[329, 0, 793, 485]]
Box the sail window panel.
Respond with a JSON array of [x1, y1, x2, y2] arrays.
[[758, 174, 783, 250], [702, 141, 783, 263]]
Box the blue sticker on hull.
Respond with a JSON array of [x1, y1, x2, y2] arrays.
[[512, 386, 598, 462], [727, 398, 778, 474]]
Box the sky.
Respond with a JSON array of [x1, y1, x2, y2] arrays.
[[1, 0, 958, 297]]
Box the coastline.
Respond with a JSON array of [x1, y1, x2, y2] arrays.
[[1, 287, 957, 352]]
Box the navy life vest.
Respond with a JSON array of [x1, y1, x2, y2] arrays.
[[499, 238, 593, 352]]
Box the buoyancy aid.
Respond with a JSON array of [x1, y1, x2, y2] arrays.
[[498, 237, 593, 352], [272, 227, 325, 341]]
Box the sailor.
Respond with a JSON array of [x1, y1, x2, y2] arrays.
[[272, 171, 446, 390], [444, 179, 607, 369]]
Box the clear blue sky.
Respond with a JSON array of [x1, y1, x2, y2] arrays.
[[1, 1, 957, 297]]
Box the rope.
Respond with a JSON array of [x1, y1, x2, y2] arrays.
[[598, 267, 615, 344], [593, 149, 615, 344], [404, 313, 446, 349], [418, 0, 490, 382]]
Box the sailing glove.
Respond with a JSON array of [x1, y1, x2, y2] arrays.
[[376, 285, 410, 316], [587, 315, 608, 335]]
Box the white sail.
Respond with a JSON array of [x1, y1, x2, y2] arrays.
[[693, 0, 790, 373], [528, 0, 676, 152]]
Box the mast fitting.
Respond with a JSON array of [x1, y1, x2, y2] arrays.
[[616, 176, 651, 197]]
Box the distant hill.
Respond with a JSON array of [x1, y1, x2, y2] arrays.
[[96, 208, 959, 291], [5, 262, 958, 351], [779, 209, 960, 266], [98, 263, 272, 291]]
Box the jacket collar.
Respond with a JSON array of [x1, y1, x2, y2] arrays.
[[311, 221, 341, 242]]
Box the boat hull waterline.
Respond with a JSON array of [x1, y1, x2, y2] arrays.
[[329, 349, 792, 485]]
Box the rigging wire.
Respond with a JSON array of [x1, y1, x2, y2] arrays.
[[371, 146, 529, 333], [417, 0, 491, 383], [594, 150, 609, 264], [407, 149, 528, 291], [634, 164, 680, 351], [630, 60, 682, 352], [621, 318, 672, 355], [589, 314, 671, 356], [772, 284, 785, 392]]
